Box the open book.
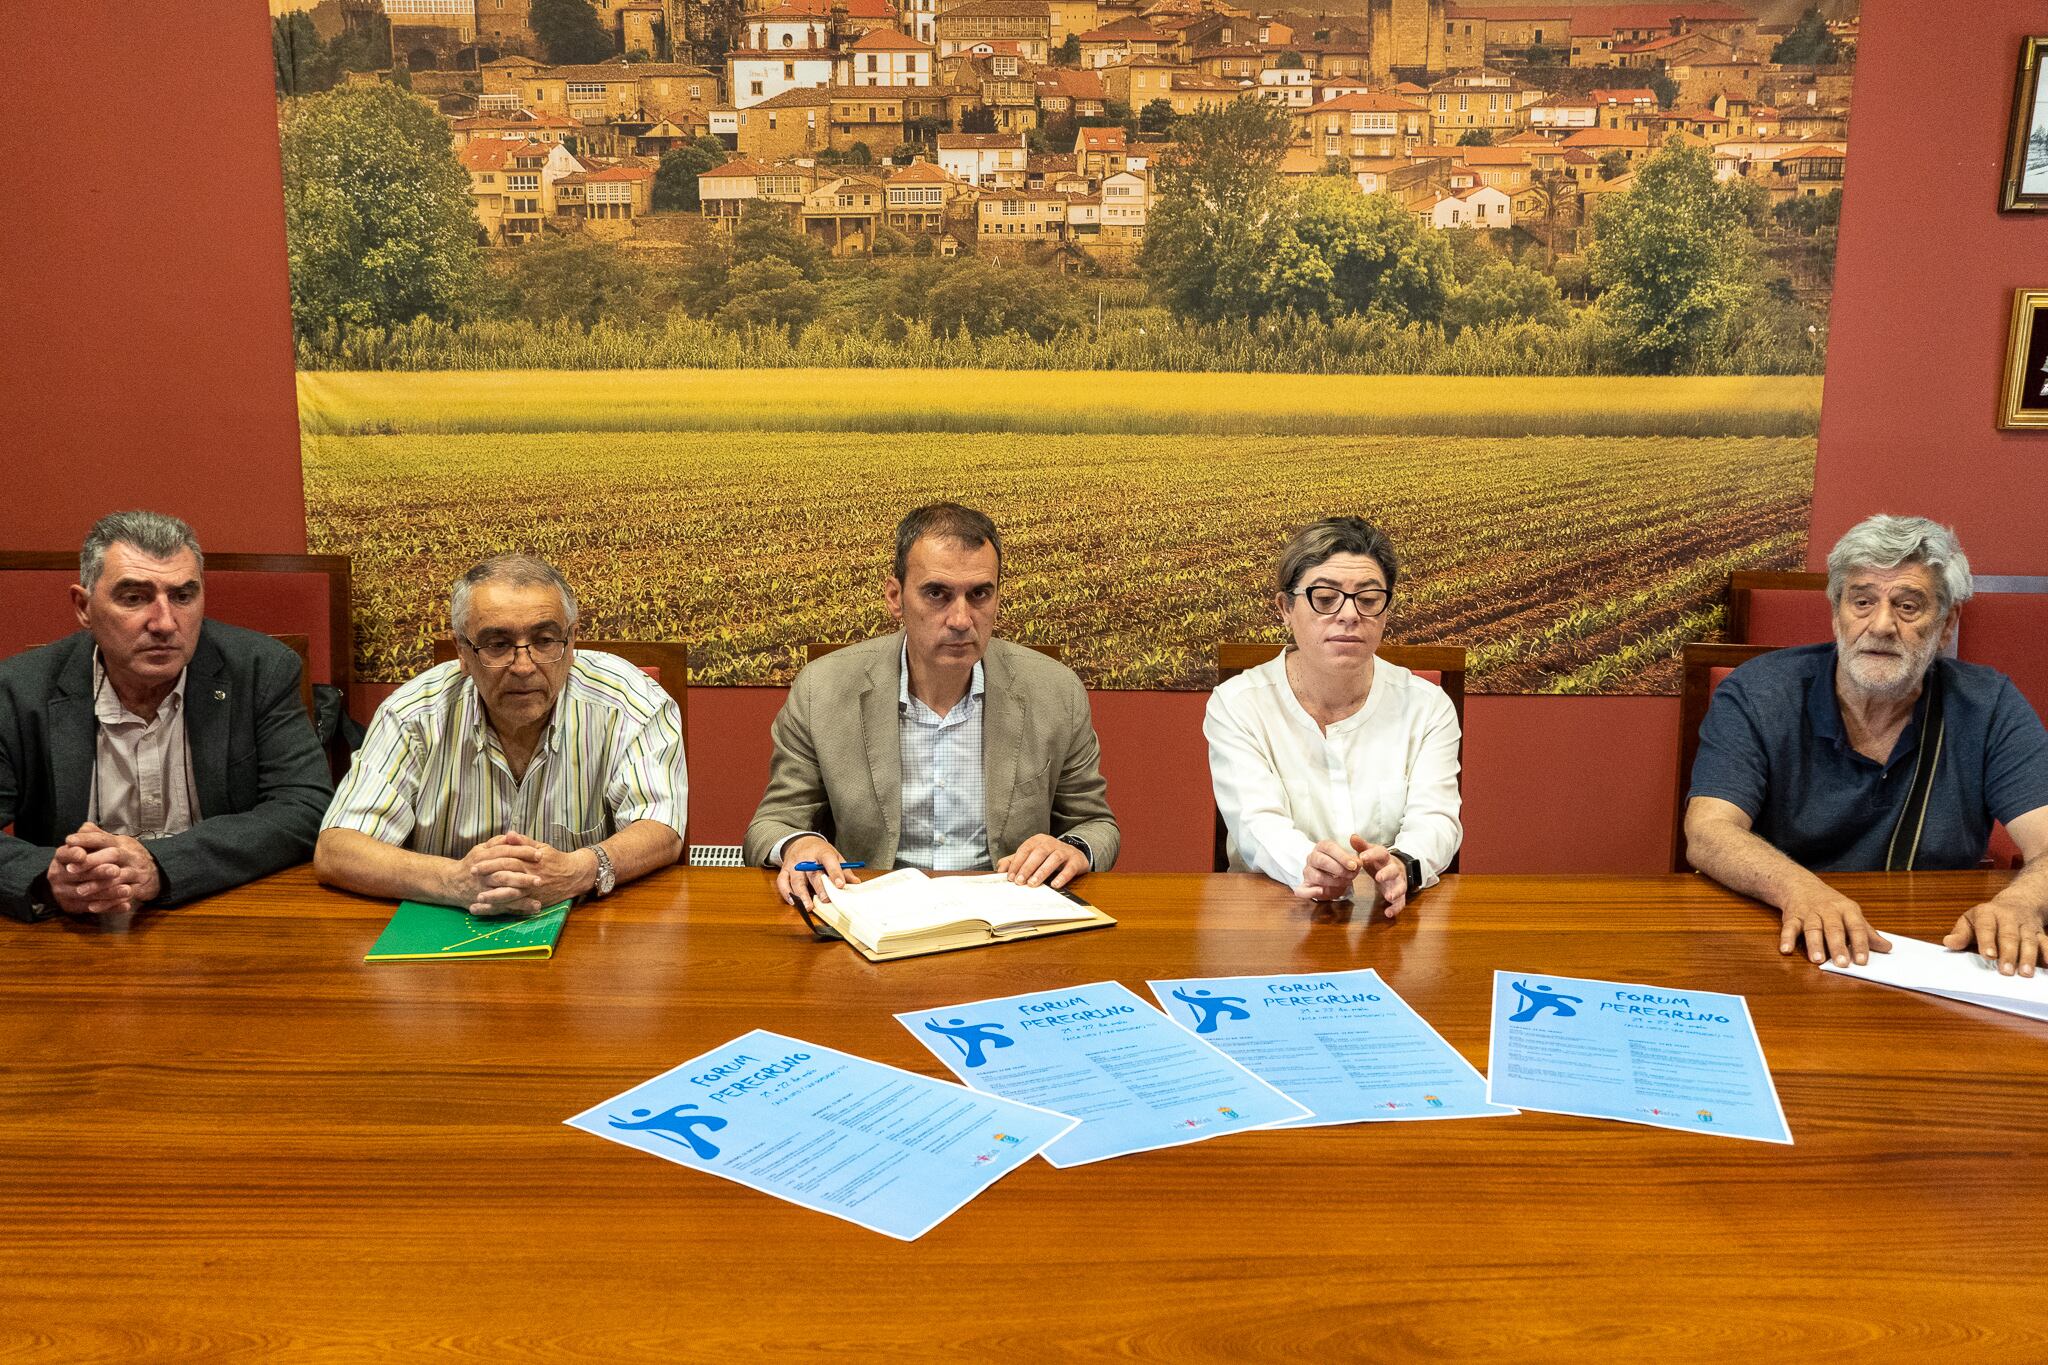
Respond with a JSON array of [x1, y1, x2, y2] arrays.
[[814, 869, 1114, 961]]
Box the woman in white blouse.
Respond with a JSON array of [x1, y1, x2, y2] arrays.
[[1205, 517, 1463, 913]]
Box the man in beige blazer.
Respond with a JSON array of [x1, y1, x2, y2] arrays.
[[746, 503, 1119, 910]]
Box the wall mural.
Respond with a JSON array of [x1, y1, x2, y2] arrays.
[[274, 0, 1857, 693]]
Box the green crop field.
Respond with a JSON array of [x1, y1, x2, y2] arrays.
[[300, 366, 1815, 694]]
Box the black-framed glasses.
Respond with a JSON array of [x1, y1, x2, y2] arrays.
[[458, 633, 570, 668], [1293, 586, 1393, 618]]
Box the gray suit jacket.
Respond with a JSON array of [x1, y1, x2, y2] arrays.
[[0, 623, 335, 920], [744, 634, 1119, 871]]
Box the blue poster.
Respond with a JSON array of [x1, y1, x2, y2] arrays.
[[897, 981, 1311, 1167], [1145, 970, 1516, 1126], [565, 1029, 1077, 1241], [1486, 972, 1792, 1145]]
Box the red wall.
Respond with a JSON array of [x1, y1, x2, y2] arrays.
[[5, 2, 2027, 875], [1811, 5, 2048, 568]]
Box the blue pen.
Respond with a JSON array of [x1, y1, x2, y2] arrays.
[[795, 861, 866, 872]]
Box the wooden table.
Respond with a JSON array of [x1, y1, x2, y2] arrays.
[[5, 867, 2046, 1361]]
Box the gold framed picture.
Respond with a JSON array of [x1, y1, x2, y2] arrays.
[[2002, 37, 2048, 211], [1999, 289, 2048, 429]]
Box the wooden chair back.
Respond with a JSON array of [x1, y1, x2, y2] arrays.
[[1211, 642, 1468, 874], [0, 551, 353, 695], [431, 636, 691, 865], [805, 640, 1063, 662], [1726, 570, 1829, 646], [1674, 642, 1779, 872]]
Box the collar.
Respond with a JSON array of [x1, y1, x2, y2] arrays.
[[897, 638, 985, 716], [461, 661, 570, 755], [91, 646, 189, 727], [1812, 643, 1932, 771]]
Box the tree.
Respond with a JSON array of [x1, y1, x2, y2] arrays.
[[1275, 50, 1306, 69], [1140, 99, 1296, 321], [844, 141, 874, 166], [1598, 149, 1631, 181], [1719, 174, 1771, 233], [501, 235, 653, 327], [1256, 178, 1452, 323], [1322, 154, 1351, 177], [1523, 43, 1556, 66], [922, 257, 1083, 339], [714, 258, 822, 331], [960, 106, 998, 134], [273, 13, 338, 97], [690, 0, 747, 66], [652, 136, 728, 212], [1457, 127, 1493, 147], [328, 13, 392, 74], [1647, 72, 1679, 109], [1771, 6, 1840, 65], [1444, 256, 1565, 331], [1139, 98, 1176, 135], [733, 214, 827, 279], [1588, 139, 1753, 371], [1055, 33, 1081, 65], [532, 0, 614, 65], [280, 85, 482, 340]]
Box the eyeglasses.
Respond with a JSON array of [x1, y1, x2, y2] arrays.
[[458, 634, 570, 668], [1293, 586, 1393, 618]]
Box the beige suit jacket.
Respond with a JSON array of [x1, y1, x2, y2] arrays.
[[744, 634, 1120, 871]]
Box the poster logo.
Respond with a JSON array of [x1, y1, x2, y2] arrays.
[[923, 1017, 1014, 1068], [1509, 980, 1584, 1022], [608, 1103, 729, 1159], [1171, 987, 1252, 1034]]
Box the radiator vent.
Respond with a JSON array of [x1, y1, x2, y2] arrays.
[[688, 844, 747, 868]]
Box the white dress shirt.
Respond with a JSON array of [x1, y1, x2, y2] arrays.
[[90, 652, 198, 840], [1205, 651, 1462, 892], [895, 642, 989, 871]]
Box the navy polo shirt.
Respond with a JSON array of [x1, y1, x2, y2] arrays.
[[1688, 643, 2048, 871]]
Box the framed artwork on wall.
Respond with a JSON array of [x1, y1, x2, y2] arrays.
[[2002, 36, 2048, 211], [1999, 289, 2048, 429]]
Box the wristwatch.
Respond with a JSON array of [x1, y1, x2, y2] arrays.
[[591, 844, 617, 898], [1389, 848, 1423, 897]]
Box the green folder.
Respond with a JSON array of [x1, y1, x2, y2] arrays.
[[364, 900, 572, 963]]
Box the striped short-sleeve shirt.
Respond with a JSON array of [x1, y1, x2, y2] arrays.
[[322, 651, 687, 859]]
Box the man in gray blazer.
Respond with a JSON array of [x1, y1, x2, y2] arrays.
[[0, 511, 333, 924], [747, 503, 1119, 910]]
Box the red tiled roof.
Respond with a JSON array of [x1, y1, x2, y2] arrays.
[[850, 28, 932, 49], [459, 137, 550, 171], [936, 132, 1027, 148], [702, 157, 774, 178], [1313, 92, 1427, 113], [1078, 125, 1129, 150], [1561, 127, 1650, 148], [1589, 88, 1657, 104], [751, 86, 834, 108], [886, 160, 954, 182], [558, 164, 656, 184]]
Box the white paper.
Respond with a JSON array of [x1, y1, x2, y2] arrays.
[[822, 868, 1097, 942], [1822, 933, 2048, 1023]]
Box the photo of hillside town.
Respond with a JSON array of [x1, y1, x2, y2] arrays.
[[275, 0, 1859, 694]]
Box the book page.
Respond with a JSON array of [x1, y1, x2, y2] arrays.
[[822, 870, 1096, 945]]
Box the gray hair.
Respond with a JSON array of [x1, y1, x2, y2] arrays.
[[449, 554, 580, 637], [79, 510, 203, 591], [1825, 515, 1973, 616], [1276, 516, 1399, 595]]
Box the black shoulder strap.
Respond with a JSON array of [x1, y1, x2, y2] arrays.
[[1884, 666, 1948, 873]]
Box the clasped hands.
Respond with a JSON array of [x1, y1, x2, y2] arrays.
[[1779, 886, 2046, 977], [444, 833, 597, 916], [775, 832, 1088, 910], [43, 822, 161, 918], [1294, 834, 1408, 917]]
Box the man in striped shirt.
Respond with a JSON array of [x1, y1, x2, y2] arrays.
[[316, 555, 686, 914]]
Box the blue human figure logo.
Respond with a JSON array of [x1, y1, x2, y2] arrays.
[[1171, 987, 1252, 1035], [924, 1017, 1014, 1068], [1509, 980, 1584, 1022], [609, 1103, 729, 1159]]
